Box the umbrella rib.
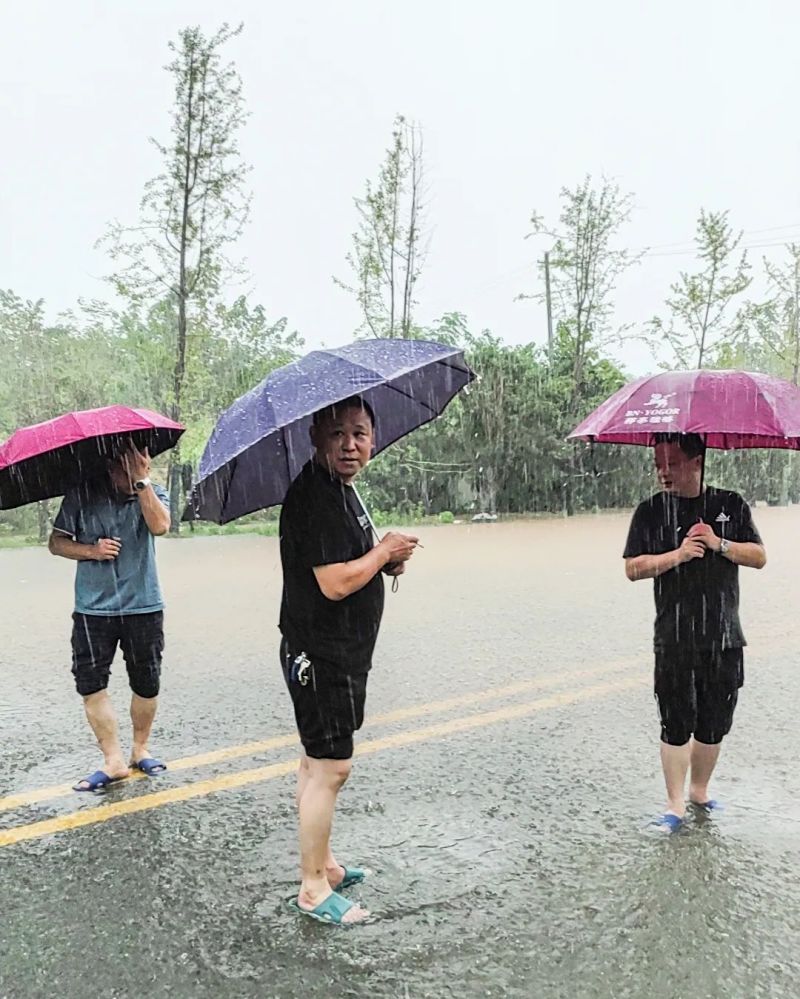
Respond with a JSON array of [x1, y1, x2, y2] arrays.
[[379, 358, 472, 415], [380, 379, 437, 415], [218, 456, 238, 524]]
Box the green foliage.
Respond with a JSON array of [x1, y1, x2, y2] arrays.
[[0, 288, 300, 539], [522, 178, 641, 401], [100, 22, 253, 529], [335, 114, 425, 338], [648, 209, 751, 369], [438, 511, 454, 524], [359, 316, 649, 517]]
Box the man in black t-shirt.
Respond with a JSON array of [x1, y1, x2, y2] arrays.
[[623, 433, 766, 832], [279, 396, 419, 924]]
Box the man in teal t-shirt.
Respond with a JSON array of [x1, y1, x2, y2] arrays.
[[49, 445, 172, 792]]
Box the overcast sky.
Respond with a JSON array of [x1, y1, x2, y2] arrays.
[[1, 0, 798, 374]]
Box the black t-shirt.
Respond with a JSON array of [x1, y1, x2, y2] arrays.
[[279, 460, 385, 669], [623, 487, 762, 651]]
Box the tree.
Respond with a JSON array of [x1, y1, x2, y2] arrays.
[[648, 209, 751, 368], [0, 292, 127, 539], [521, 177, 640, 413], [520, 177, 640, 512], [715, 244, 800, 507], [336, 115, 426, 338], [101, 22, 251, 529], [357, 313, 647, 519], [742, 244, 800, 384]]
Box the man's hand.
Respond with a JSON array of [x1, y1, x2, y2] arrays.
[[378, 531, 419, 564], [687, 520, 721, 552], [93, 538, 121, 561], [120, 445, 151, 487], [383, 562, 406, 577], [677, 534, 706, 563]]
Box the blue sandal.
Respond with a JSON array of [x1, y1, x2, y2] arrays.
[[73, 770, 127, 793], [289, 891, 362, 925], [691, 799, 722, 812], [131, 757, 167, 776], [333, 866, 367, 891], [652, 812, 684, 833]]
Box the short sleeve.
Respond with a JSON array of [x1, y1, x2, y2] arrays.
[[623, 502, 654, 558], [731, 496, 762, 545], [52, 489, 81, 538], [286, 491, 355, 568], [153, 483, 171, 513]]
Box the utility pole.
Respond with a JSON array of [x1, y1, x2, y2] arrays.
[[544, 250, 554, 365]]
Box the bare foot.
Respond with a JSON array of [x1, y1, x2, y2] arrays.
[[338, 902, 369, 925], [326, 863, 346, 889], [103, 758, 130, 780]]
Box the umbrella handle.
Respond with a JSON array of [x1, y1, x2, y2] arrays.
[[700, 433, 708, 494]]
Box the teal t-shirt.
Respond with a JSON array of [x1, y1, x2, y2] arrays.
[[53, 481, 169, 616]]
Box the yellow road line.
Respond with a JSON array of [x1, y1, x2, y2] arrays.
[[0, 660, 637, 814], [0, 675, 645, 849]]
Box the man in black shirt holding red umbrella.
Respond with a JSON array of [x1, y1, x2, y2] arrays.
[[624, 433, 766, 831]]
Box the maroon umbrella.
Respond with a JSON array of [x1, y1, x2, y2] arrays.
[[0, 405, 184, 509], [569, 369, 800, 450]]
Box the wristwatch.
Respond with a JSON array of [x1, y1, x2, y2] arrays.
[[134, 477, 151, 492], [719, 538, 730, 555]]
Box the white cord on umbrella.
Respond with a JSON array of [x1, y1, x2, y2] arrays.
[[352, 483, 400, 593]]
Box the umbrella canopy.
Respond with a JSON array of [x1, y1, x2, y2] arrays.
[[0, 405, 184, 509], [186, 338, 475, 524], [569, 369, 800, 450]]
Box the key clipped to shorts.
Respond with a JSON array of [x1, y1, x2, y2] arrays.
[[290, 651, 312, 686]]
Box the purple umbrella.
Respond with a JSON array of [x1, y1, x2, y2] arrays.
[[185, 338, 475, 524], [569, 369, 800, 450]]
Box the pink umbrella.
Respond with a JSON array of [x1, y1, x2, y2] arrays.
[[569, 369, 800, 450], [0, 405, 184, 509]]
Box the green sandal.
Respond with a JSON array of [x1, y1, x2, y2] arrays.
[[333, 866, 368, 891], [289, 891, 361, 925]]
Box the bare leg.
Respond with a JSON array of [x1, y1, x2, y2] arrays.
[[129, 694, 159, 764], [295, 751, 311, 809], [689, 739, 722, 804], [295, 752, 348, 888], [78, 691, 130, 785], [297, 757, 367, 923], [660, 740, 691, 818]]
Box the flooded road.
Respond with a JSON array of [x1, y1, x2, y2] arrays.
[[2, 509, 800, 998]]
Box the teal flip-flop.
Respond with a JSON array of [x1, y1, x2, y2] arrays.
[[333, 866, 368, 891], [289, 891, 361, 925]]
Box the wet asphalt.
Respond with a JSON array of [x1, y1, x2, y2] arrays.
[[1, 509, 799, 998]]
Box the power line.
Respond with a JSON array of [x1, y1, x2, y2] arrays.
[[643, 237, 800, 259], [423, 223, 800, 313], [638, 222, 800, 253]]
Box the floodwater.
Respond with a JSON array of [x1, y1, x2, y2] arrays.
[[1, 509, 799, 998]]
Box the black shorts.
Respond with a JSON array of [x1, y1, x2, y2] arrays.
[[71, 612, 164, 698], [654, 646, 743, 746], [279, 638, 369, 760]]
